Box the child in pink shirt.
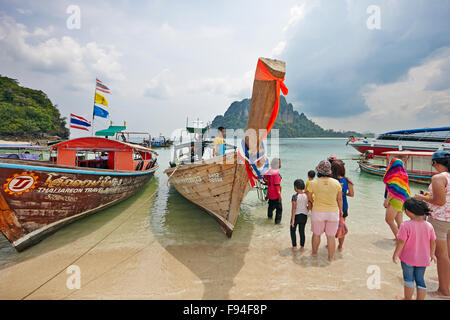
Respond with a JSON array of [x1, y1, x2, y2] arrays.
[[393, 198, 437, 300]]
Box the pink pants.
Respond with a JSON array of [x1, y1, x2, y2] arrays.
[[311, 210, 339, 236]]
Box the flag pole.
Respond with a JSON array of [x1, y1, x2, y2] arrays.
[[68, 112, 71, 140], [91, 79, 97, 137]]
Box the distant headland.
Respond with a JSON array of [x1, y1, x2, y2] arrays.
[[211, 96, 372, 138]]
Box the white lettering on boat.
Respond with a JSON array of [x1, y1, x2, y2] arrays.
[[208, 173, 223, 183]]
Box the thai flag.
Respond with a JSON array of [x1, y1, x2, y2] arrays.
[[96, 78, 111, 94], [70, 113, 91, 131]]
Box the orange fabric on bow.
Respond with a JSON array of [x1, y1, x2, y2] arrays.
[[237, 150, 259, 187], [254, 59, 288, 139]]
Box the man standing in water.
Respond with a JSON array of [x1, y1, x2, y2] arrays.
[[264, 158, 283, 224], [213, 126, 226, 157]]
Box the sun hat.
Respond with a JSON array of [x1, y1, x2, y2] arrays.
[[316, 160, 332, 176], [432, 150, 450, 160]]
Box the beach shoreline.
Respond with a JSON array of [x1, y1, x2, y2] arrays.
[[0, 140, 444, 300]]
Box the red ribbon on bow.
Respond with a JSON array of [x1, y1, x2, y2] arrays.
[[254, 59, 288, 139], [237, 150, 259, 187]]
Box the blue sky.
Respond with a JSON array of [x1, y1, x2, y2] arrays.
[[0, 0, 449, 137]]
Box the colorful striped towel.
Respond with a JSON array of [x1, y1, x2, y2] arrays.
[[383, 157, 411, 203]]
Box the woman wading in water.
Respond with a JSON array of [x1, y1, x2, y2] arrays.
[[331, 160, 354, 251], [383, 158, 411, 239], [306, 160, 343, 262]]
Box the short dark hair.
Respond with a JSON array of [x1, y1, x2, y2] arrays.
[[218, 126, 225, 132], [434, 157, 450, 172], [294, 179, 305, 190], [331, 160, 346, 179], [307, 170, 315, 179], [403, 198, 431, 216]]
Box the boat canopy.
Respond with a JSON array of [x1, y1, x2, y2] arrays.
[[0, 144, 46, 149], [51, 137, 156, 171], [378, 126, 450, 142], [52, 137, 155, 153], [95, 125, 127, 137], [382, 151, 434, 157], [186, 126, 208, 134], [384, 127, 450, 135]]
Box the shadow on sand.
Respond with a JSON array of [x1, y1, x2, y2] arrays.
[[150, 181, 254, 299], [0, 178, 159, 271]]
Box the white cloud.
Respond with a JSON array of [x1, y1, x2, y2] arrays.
[[312, 47, 450, 133], [144, 68, 173, 99], [187, 70, 253, 99], [283, 3, 307, 32], [0, 14, 124, 90], [16, 8, 32, 15], [272, 41, 286, 57], [272, 1, 314, 57]]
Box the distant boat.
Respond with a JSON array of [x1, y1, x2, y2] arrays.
[[164, 57, 287, 237], [0, 144, 47, 160], [0, 137, 158, 251], [358, 151, 437, 185], [151, 135, 173, 148], [348, 127, 450, 156]]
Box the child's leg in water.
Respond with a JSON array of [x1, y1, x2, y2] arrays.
[[290, 222, 298, 249], [298, 215, 307, 249]]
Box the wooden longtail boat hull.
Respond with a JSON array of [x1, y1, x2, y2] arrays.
[[0, 159, 157, 251], [358, 160, 432, 185], [164, 153, 251, 236], [165, 57, 287, 236]]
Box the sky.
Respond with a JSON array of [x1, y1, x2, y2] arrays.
[[0, 0, 449, 138]]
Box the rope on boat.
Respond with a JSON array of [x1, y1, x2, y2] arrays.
[[20, 186, 159, 300], [166, 164, 179, 186]]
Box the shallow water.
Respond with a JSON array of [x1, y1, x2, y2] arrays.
[[0, 139, 439, 300]]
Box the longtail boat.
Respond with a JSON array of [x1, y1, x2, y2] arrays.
[[358, 151, 437, 184], [0, 137, 158, 251], [164, 57, 287, 237]]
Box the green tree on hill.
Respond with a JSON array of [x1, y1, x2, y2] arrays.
[[0, 75, 69, 139]]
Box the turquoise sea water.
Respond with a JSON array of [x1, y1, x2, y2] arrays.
[[0, 138, 430, 299]]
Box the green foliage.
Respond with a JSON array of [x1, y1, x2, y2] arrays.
[[0, 75, 69, 139], [211, 96, 370, 138]]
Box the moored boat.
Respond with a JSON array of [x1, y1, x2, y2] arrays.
[[0, 136, 158, 251], [151, 135, 173, 148], [348, 127, 450, 156], [164, 57, 288, 237], [358, 151, 437, 184]]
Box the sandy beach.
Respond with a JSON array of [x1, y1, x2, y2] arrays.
[[0, 175, 442, 300]]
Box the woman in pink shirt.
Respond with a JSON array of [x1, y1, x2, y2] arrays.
[[393, 198, 436, 300]]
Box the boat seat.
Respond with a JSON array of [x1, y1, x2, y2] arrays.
[[135, 161, 144, 171]]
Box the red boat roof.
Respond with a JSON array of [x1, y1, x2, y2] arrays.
[[51, 137, 157, 154], [382, 151, 434, 157]]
